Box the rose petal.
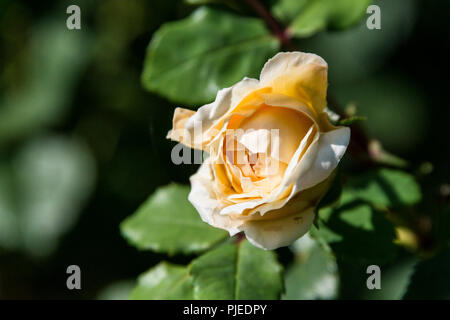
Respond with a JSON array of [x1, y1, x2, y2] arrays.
[[189, 158, 243, 235], [240, 207, 315, 250], [167, 77, 261, 150], [260, 52, 328, 114], [219, 125, 349, 218], [294, 126, 350, 191], [189, 157, 317, 250], [237, 105, 313, 163], [218, 125, 317, 215], [237, 129, 271, 155], [251, 126, 350, 216]]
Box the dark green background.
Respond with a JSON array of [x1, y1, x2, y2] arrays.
[[0, 0, 448, 299]]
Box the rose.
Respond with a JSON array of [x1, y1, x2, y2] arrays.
[[167, 52, 350, 250]]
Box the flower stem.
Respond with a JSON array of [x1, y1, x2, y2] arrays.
[[244, 0, 295, 49], [234, 232, 246, 244]]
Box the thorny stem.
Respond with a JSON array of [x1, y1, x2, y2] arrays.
[[245, 0, 375, 165]]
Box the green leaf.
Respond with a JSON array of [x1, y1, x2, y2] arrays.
[[271, 0, 310, 24], [272, 0, 371, 38], [189, 240, 283, 299], [184, 0, 242, 13], [403, 247, 450, 299], [342, 168, 422, 208], [97, 280, 134, 300], [283, 235, 338, 300], [189, 242, 236, 299], [312, 202, 397, 265], [129, 262, 194, 300], [120, 184, 228, 255], [141, 7, 280, 105]]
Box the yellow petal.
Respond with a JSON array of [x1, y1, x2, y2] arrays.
[[260, 52, 328, 115], [238, 105, 313, 164], [167, 78, 263, 150], [166, 107, 196, 143], [240, 207, 316, 250]]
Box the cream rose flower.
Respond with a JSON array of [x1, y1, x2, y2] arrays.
[[167, 52, 350, 250]]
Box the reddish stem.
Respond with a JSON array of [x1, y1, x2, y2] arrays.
[[234, 232, 246, 244], [244, 0, 295, 49]]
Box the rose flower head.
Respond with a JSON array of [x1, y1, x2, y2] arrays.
[[167, 52, 350, 250]]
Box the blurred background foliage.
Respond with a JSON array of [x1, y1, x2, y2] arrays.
[[0, 0, 449, 299]]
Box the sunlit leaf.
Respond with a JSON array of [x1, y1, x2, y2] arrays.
[[283, 235, 339, 300], [97, 280, 134, 300], [120, 184, 228, 255], [272, 0, 371, 38], [189, 240, 283, 299], [129, 262, 194, 300], [141, 7, 280, 105]]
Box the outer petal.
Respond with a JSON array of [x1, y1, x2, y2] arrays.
[[166, 108, 196, 145], [260, 52, 328, 114], [264, 126, 350, 208], [167, 77, 261, 150], [240, 207, 315, 250], [188, 157, 243, 235], [294, 127, 350, 191]]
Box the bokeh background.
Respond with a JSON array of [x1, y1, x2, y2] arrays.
[[0, 0, 448, 299]]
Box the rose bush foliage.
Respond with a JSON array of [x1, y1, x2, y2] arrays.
[[120, 2, 439, 301]]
